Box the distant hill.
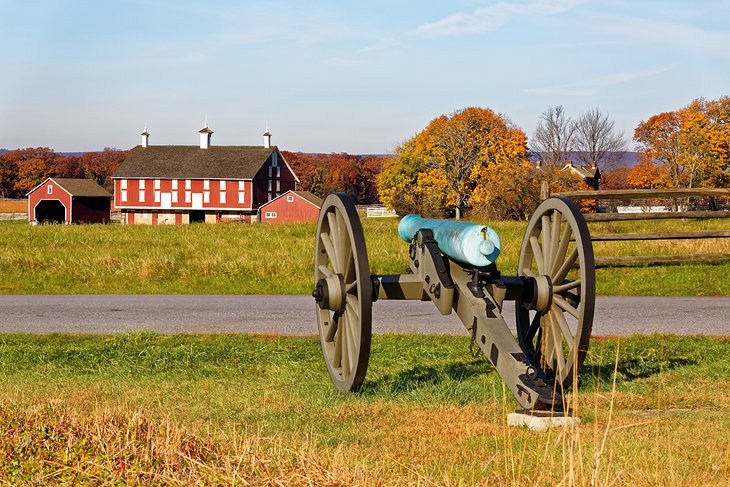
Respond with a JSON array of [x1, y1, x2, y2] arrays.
[[0, 149, 9, 156]]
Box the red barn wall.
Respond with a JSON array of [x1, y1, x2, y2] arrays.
[[114, 178, 253, 210], [28, 180, 72, 223], [260, 193, 320, 223]]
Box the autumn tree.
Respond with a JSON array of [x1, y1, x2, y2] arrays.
[[634, 96, 730, 188], [532, 105, 575, 166], [79, 148, 128, 191], [573, 108, 626, 170], [626, 154, 670, 189], [379, 107, 528, 219], [282, 151, 383, 204], [0, 147, 58, 197]]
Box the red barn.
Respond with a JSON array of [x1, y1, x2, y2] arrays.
[[259, 190, 323, 223], [111, 125, 299, 224], [27, 178, 112, 224]]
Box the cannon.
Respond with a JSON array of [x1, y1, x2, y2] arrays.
[[312, 193, 595, 412]]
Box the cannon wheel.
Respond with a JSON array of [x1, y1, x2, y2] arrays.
[[313, 193, 372, 392], [516, 196, 595, 390]]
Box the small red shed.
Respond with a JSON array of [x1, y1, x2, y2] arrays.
[[27, 178, 112, 224], [259, 190, 323, 223]]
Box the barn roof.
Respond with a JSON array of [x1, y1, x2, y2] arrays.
[[31, 178, 112, 197], [293, 190, 324, 208], [113, 145, 279, 179]]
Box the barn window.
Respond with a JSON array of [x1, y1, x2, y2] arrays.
[[172, 180, 178, 190], [220, 192, 226, 204], [139, 180, 146, 189], [276, 167, 281, 177], [271, 154, 278, 167], [185, 180, 191, 189], [204, 180, 210, 190], [185, 191, 191, 203], [121, 190, 127, 202], [287, 195, 294, 203], [219, 180, 225, 190], [238, 192, 245, 204], [204, 192, 210, 203], [154, 191, 160, 203], [265, 211, 277, 219], [268, 180, 272, 191], [139, 190, 145, 202], [238, 181, 245, 190], [47, 185, 53, 194], [154, 179, 160, 189], [276, 180, 280, 192], [121, 179, 127, 189], [172, 192, 178, 203]]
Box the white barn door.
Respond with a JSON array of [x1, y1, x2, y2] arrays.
[[192, 193, 203, 209]]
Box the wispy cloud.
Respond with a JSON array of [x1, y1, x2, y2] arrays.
[[411, 0, 586, 38], [598, 15, 730, 59], [527, 65, 676, 96], [357, 38, 399, 54]]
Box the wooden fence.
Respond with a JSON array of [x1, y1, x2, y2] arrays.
[[549, 187, 730, 267]]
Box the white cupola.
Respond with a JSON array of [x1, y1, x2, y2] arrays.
[[263, 127, 272, 149], [141, 124, 150, 148], [199, 121, 213, 149]]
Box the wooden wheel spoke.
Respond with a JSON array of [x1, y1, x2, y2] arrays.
[[529, 236, 546, 275], [320, 232, 338, 271], [340, 312, 349, 379], [554, 279, 581, 294], [333, 312, 343, 366], [345, 281, 357, 294], [325, 311, 339, 342], [554, 295, 581, 319], [318, 264, 334, 278], [549, 211, 562, 273], [541, 214, 552, 272], [553, 246, 579, 284], [335, 211, 351, 276], [542, 313, 554, 367], [550, 307, 574, 352], [326, 212, 341, 270], [551, 219, 572, 277], [522, 268, 536, 278]]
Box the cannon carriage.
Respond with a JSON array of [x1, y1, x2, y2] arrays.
[[312, 193, 595, 413]]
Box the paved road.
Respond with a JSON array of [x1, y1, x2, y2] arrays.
[[0, 295, 728, 336]]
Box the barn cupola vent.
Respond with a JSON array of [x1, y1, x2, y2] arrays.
[[141, 124, 150, 148], [263, 127, 272, 149], [199, 121, 213, 149]]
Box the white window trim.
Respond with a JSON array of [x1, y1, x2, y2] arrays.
[[238, 192, 245, 204], [47, 185, 53, 194], [154, 179, 160, 189], [172, 192, 178, 203], [219, 180, 226, 190], [287, 195, 294, 202], [185, 191, 191, 203], [185, 179, 191, 189], [121, 190, 127, 202], [265, 211, 277, 218], [139, 179, 145, 189], [204, 180, 210, 190], [238, 181, 245, 190], [139, 190, 145, 202], [220, 192, 226, 204], [154, 191, 161, 203], [203, 192, 210, 203], [121, 179, 127, 189], [172, 180, 178, 190]]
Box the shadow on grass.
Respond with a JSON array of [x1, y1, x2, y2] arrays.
[[579, 356, 696, 388], [362, 359, 494, 395]]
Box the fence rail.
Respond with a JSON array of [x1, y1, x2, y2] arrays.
[[550, 187, 730, 267]]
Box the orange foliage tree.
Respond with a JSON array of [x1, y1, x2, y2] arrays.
[[378, 107, 529, 219], [635, 97, 730, 188]]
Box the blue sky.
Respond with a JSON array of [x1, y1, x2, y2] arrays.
[[1, 0, 728, 153]]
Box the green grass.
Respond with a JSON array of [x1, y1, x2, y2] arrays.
[[1, 333, 729, 484], [0, 218, 728, 295]]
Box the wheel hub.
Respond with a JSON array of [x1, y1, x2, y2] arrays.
[[313, 273, 346, 312], [533, 274, 553, 313]]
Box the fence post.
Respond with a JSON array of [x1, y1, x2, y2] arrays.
[[540, 181, 550, 201]]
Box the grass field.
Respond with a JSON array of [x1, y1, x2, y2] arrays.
[[0, 218, 728, 295], [1, 332, 728, 485]]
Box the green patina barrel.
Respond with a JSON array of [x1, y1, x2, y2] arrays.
[[398, 214, 501, 267]]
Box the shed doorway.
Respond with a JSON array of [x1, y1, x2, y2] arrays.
[[189, 210, 205, 223], [35, 200, 66, 223]]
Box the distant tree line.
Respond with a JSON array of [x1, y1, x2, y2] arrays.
[[281, 151, 384, 205], [0, 148, 127, 198]]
